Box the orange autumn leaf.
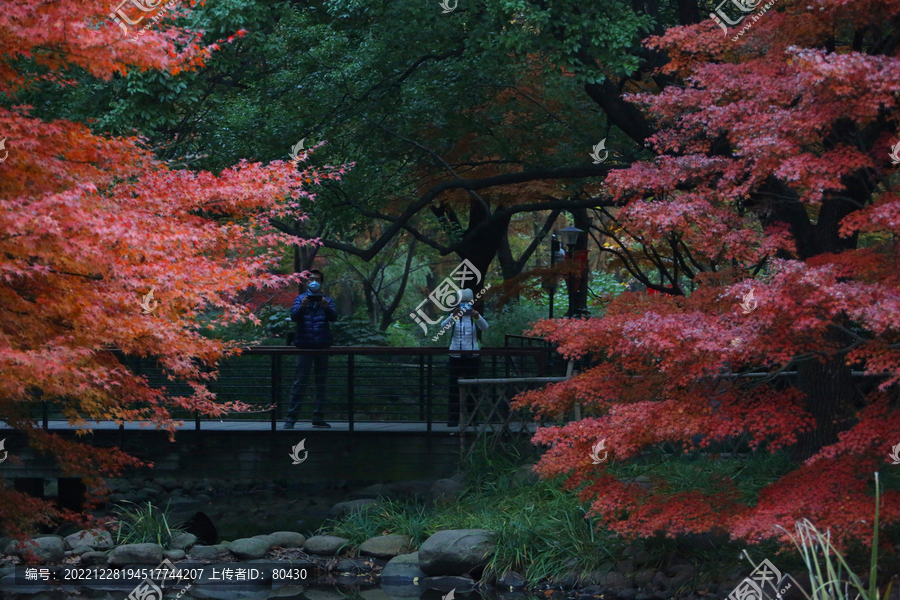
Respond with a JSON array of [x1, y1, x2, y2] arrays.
[[0, 0, 351, 536]]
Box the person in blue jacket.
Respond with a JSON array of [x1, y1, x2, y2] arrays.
[[285, 269, 338, 429]]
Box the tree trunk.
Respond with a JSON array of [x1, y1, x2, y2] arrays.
[[791, 327, 858, 461], [497, 230, 518, 282], [362, 280, 377, 327], [753, 179, 865, 459], [457, 205, 510, 311], [293, 223, 320, 294]]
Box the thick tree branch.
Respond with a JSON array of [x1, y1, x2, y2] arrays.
[[318, 164, 618, 260], [592, 212, 682, 294], [582, 76, 656, 145], [371, 119, 492, 215], [514, 208, 563, 274], [381, 238, 418, 329]]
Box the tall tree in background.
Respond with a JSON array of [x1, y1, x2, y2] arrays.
[[0, 0, 348, 535], [517, 0, 900, 543], [28, 0, 646, 285]]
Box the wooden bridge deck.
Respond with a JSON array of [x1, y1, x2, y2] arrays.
[[0, 419, 540, 432], [0, 420, 542, 483]]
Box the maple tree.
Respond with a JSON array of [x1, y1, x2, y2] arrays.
[[515, 1, 900, 545], [0, 0, 348, 535]]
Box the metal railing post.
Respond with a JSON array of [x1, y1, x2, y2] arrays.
[[426, 354, 433, 434], [347, 354, 355, 437], [460, 382, 467, 458], [271, 353, 281, 431], [197, 360, 207, 431], [419, 354, 425, 421]]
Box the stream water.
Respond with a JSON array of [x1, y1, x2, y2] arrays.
[[1, 582, 524, 600]]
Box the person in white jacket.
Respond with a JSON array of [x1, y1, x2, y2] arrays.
[[442, 289, 489, 427]]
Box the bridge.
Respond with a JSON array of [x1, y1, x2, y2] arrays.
[[1, 343, 568, 510]]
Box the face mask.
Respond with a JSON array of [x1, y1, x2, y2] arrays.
[[307, 281, 322, 293]]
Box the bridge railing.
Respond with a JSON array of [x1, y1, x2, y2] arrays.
[[504, 334, 552, 347], [28, 346, 564, 434], [458, 375, 570, 459]]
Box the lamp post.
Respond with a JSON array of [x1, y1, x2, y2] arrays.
[[557, 226, 583, 252], [556, 226, 585, 317], [546, 234, 566, 318]]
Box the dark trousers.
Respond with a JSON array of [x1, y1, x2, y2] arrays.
[[448, 355, 480, 423], [287, 354, 329, 421]]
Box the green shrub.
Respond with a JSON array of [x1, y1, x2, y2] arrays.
[[331, 316, 389, 346], [480, 300, 549, 347], [385, 319, 418, 346], [197, 304, 292, 344], [112, 501, 185, 548]]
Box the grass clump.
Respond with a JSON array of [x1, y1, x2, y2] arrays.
[[112, 500, 185, 548], [779, 472, 894, 600], [321, 499, 433, 550], [605, 444, 797, 505], [434, 480, 622, 583]]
